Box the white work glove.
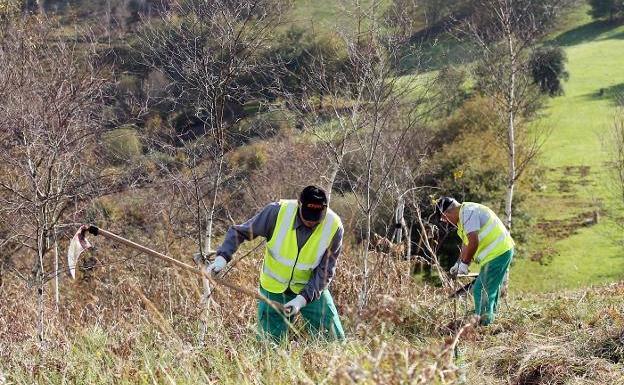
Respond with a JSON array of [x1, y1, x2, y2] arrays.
[[449, 260, 470, 276], [203, 255, 227, 276], [284, 295, 307, 316]]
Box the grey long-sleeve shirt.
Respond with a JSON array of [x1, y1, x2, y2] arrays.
[[216, 202, 343, 303]]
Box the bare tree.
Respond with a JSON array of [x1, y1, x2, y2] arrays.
[[137, 0, 288, 256], [283, 0, 437, 308], [0, 17, 108, 343], [135, 0, 288, 342], [458, 0, 567, 229]]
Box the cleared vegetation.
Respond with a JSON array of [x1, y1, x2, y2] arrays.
[[2, 238, 624, 384]]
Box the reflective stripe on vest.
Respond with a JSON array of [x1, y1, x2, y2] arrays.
[[457, 202, 514, 266], [260, 199, 341, 294]]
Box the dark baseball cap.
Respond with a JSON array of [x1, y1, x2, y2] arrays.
[[299, 185, 328, 222], [435, 196, 458, 215]]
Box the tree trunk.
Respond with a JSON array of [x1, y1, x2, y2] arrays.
[[359, 149, 375, 310], [36, 228, 45, 344], [393, 197, 405, 244], [505, 105, 516, 230], [358, 210, 371, 310], [35, 0, 45, 14], [325, 158, 341, 201], [37, 283, 44, 342], [53, 229, 59, 312], [504, 12, 516, 231], [407, 222, 413, 257], [501, 7, 516, 297], [198, 126, 226, 344], [204, 152, 225, 254]]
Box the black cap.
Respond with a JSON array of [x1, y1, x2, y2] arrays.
[[299, 185, 328, 221], [435, 196, 458, 215]]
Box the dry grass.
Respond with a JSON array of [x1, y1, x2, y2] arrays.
[[2, 237, 624, 384]]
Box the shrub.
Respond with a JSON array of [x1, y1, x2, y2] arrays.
[[87, 194, 149, 229], [231, 110, 295, 145], [263, 27, 349, 100], [117, 74, 142, 95], [146, 150, 181, 174], [330, 192, 367, 241], [101, 126, 143, 165], [530, 46, 569, 97], [588, 0, 624, 20], [228, 142, 268, 173], [144, 114, 165, 137]]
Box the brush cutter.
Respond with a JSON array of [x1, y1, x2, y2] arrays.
[[67, 224, 283, 311]]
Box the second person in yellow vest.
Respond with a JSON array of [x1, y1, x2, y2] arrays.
[[436, 196, 514, 325]]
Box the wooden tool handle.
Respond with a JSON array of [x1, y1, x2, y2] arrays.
[[91, 226, 284, 311]]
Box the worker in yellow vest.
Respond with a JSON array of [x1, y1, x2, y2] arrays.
[[207, 186, 345, 341], [436, 197, 514, 325]]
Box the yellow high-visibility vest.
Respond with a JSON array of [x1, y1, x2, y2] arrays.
[[456, 202, 514, 266], [260, 199, 341, 294]]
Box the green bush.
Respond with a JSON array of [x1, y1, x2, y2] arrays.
[[144, 114, 165, 137], [530, 46, 569, 96], [231, 110, 295, 144], [330, 192, 363, 239], [102, 127, 143, 165], [229, 142, 268, 173], [87, 194, 148, 229], [264, 27, 349, 100], [588, 0, 624, 20], [117, 74, 141, 95], [435, 66, 471, 117]]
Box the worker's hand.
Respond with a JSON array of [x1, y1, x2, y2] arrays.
[[449, 260, 470, 276], [203, 255, 227, 276], [284, 295, 307, 316]]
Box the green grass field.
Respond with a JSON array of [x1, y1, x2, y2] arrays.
[[291, 0, 383, 30], [510, 8, 624, 292]]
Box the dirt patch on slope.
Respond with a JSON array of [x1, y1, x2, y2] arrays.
[[536, 210, 600, 240]]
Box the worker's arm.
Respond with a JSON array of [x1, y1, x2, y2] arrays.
[[216, 202, 279, 262], [460, 231, 479, 264], [299, 226, 343, 303]]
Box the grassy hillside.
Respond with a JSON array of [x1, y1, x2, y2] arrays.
[[510, 7, 624, 292], [291, 0, 392, 32], [3, 269, 624, 384], [292, 0, 343, 26]]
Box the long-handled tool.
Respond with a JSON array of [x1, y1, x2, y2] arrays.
[[449, 273, 478, 298], [448, 272, 478, 361], [448, 272, 478, 326], [67, 224, 284, 311]]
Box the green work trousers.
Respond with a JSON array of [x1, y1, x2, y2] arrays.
[[257, 287, 345, 342], [473, 248, 514, 325]]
